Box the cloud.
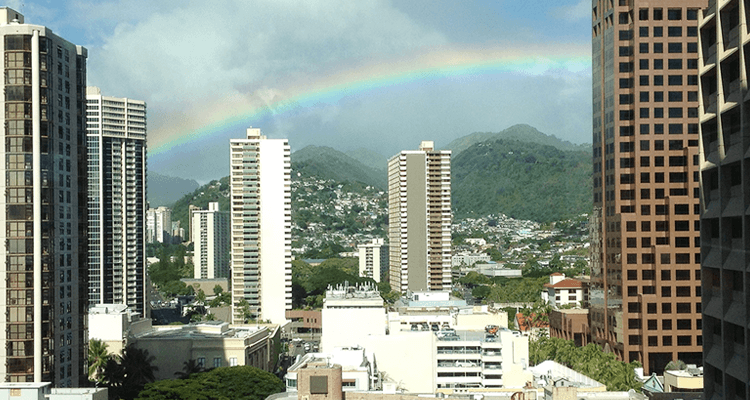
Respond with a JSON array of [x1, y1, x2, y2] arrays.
[[80, 0, 446, 147], [551, 0, 590, 23]]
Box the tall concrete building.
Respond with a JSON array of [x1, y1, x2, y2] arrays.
[[191, 202, 230, 279], [0, 8, 88, 385], [229, 128, 291, 324], [590, 0, 705, 374], [357, 238, 388, 283], [698, 1, 749, 397], [86, 87, 147, 317], [146, 206, 171, 244], [387, 141, 451, 293]]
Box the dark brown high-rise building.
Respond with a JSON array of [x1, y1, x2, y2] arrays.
[[591, 0, 706, 374]]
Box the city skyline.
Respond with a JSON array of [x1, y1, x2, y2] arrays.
[[8, 0, 593, 183]]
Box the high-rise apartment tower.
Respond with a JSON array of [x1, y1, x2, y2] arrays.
[[388, 141, 451, 293], [146, 206, 171, 244], [191, 202, 230, 279], [0, 8, 88, 385], [698, 1, 750, 397], [357, 238, 388, 283], [591, 0, 706, 373], [229, 128, 291, 324], [86, 87, 147, 316]]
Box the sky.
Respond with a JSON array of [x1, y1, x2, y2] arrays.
[[10, 0, 592, 183]]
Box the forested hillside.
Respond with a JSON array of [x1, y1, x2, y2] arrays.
[[452, 139, 592, 222]]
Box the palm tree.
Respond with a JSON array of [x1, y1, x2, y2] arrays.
[[88, 339, 110, 384], [102, 344, 158, 400], [174, 359, 204, 379]]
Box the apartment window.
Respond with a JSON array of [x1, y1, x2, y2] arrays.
[[620, 62, 634, 73], [687, 9, 698, 20], [668, 26, 682, 37], [668, 59, 682, 69], [639, 43, 649, 54], [197, 357, 205, 368], [639, 9, 648, 20], [213, 358, 221, 368], [668, 75, 683, 85], [229, 357, 238, 366], [641, 205, 650, 216], [640, 188, 650, 199], [620, 46, 634, 56], [620, 30, 633, 40], [653, 27, 663, 37], [687, 43, 697, 53], [640, 124, 650, 134], [654, 59, 663, 69], [654, 108, 664, 118], [639, 59, 649, 70], [642, 221, 651, 231], [640, 92, 649, 102], [686, 59, 698, 69], [639, 26, 649, 37], [654, 75, 664, 86], [654, 43, 664, 53], [654, 91, 664, 101], [668, 91, 682, 101], [640, 140, 650, 150], [640, 108, 650, 118], [667, 9, 681, 20], [687, 74, 698, 85], [653, 8, 663, 20], [654, 156, 664, 166], [668, 108, 683, 118]]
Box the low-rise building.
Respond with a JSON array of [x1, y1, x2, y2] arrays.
[[542, 273, 586, 308], [451, 253, 491, 268], [0, 383, 107, 400], [286, 347, 379, 392], [131, 321, 279, 380], [548, 308, 590, 347], [321, 283, 386, 352], [88, 304, 152, 355]]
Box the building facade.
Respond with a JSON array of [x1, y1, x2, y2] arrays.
[[357, 238, 387, 283], [0, 8, 88, 385], [146, 206, 170, 244], [191, 202, 229, 279], [86, 87, 146, 316], [590, 0, 706, 373], [229, 128, 291, 324], [698, 1, 750, 398], [387, 141, 451, 293]]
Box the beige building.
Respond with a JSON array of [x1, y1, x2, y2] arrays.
[[388, 141, 451, 293], [590, 0, 706, 373], [130, 321, 280, 381]]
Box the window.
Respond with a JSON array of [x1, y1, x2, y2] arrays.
[[639, 59, 649, 70], [667, 9, 681, 20], [640, 76, 649, 86], [687, 26, 697, 37], [654, 59, 663, 69], [653, 27, 663, 37], [668, 91, 683, 101], [620, 30, 633, 40], [668, 59, 682, 69], [213, 357, 221, 368], [639, 26, 649, 37], [654, 75, 664, 86], [653, 43, 664, 53], [669, 108, 683, 118], [639, 9, 648, 20], [653, 8, 663, 20], [687, 9, 698, 20], [668, 43, 682, 53], [229, 357, 238, 366], [197, 357, 205, 368], [640, 92, 649, 102], [654, 108, 664, 118], [640, 108, 650, 118], [639, 43, 649, 53], [668, 26, 682, 37]]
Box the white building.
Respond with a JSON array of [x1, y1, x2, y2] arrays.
[[388, 141, 452, 292], [542, 273, 585, 308], [286, 347, 379, 392], [451, 253, 491, 268], [0, 8, 88, 385], [146, 206, 171, 244], [229, 128, 291, 324], [191, 202, 230, 279], [87, 304, 152, 355], [86, 87, 147, 316], [357, 238, 388, 282], [321, 283, 385, 352]]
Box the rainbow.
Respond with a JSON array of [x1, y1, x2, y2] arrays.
[[148, 44, 591, 156]]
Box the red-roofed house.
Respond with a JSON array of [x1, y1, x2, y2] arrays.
[[541, 273, 586, 308]]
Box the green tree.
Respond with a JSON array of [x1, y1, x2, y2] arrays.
[[88, 339, 110, 384], [103, 344, 158, 400], [136, 366, 284, 400]]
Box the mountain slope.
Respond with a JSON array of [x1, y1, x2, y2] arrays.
[[345, 148, 387, 172], [147, 172, 200, 207], [452, 139, 592, 222], [444, 124, 590, 156], [292, 146, 385, 189]]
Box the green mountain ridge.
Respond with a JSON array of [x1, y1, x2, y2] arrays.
[[451, 138, 592, 222], [444, 124, 590, 156], [293, 145, 386, 189]]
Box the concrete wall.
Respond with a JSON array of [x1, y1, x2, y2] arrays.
[[359, 332, 436, 393]]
